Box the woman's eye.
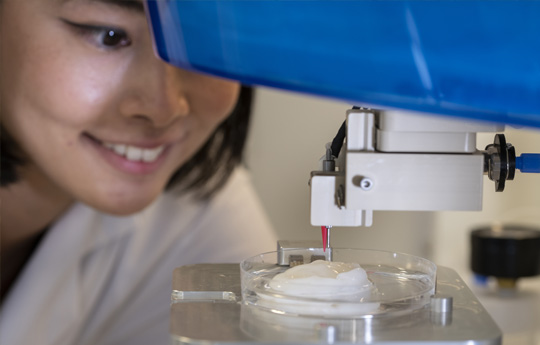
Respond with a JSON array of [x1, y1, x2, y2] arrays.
[[64, 21, 132, 50], [99, 29, 131, 48]]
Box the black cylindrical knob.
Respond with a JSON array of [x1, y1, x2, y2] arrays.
[[471, 225, 540, 278]]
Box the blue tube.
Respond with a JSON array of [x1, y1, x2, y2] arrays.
[[516, 154, 540, 173]]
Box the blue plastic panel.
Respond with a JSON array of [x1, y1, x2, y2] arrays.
[[146, 0, 540, 128]]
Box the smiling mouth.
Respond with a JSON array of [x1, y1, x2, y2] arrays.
[[103, 142, 165, 163], [85, 133, 166, 163]]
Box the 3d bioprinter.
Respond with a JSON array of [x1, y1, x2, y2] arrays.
[[145, 2, 540, 344]]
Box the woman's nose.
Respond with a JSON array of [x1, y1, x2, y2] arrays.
[[119, 60, 190, 128]]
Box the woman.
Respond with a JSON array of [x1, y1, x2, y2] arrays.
[[0, 0, 277, 344]]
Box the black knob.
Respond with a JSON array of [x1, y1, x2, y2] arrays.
[[471, 225, 540, 280], [484, 134, 516, 192]]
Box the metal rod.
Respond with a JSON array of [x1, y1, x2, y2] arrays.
[[326, 226, 333, 261]]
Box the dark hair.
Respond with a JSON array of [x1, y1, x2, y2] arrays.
[[0, 86, 254, 200], [167, 85, 254, 199], [0, 126, 24, 186]]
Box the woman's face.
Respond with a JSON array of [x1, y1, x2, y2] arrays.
[[0, 0, 240, 214]]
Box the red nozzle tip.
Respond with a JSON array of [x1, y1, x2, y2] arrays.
[[321, 226, 327, 252]]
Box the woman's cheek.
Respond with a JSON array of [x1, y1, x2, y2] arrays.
[[51, 61, 127, 125], [193, 78, 241, 124]]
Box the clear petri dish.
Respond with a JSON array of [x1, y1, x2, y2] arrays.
[[240, 248, 437, 319]]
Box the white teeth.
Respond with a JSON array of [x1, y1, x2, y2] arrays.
[[126, 146, 144, 161], [113, 144, 127, 156], [142, 146, 165, 162], [102, 142, 165, 163]]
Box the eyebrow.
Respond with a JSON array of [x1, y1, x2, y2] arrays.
[[89, 0, 145, 13]]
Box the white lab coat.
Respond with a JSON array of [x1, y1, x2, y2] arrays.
[[0, 168, 278, 345]]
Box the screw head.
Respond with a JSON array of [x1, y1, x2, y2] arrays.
[[360, 178, 373, 191]]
